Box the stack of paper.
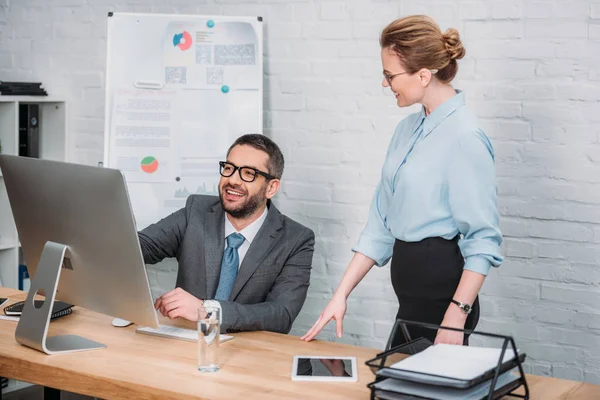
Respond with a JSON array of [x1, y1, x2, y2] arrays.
[[388, 344, 519, 381], [373, 370, 520, 400], [373, 344, 523, 399]]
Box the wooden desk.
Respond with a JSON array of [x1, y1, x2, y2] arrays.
[[0, 288, 599, 399]]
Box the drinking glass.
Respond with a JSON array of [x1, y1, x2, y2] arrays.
[[197, 306, 220, 372]]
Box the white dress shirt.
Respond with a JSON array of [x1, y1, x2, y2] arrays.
[[223, 205, 269, 268], [203, 206, 269, 322]]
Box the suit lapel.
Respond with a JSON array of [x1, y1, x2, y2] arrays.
[[229, 204, 283, 301], [204, 203, 225, 299]]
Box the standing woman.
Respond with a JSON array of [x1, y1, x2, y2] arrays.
[[301, 15, 502, 346]]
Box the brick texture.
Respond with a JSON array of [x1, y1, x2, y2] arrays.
[[3, 0, 600, 384]]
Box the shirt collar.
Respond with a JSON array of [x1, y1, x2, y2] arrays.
[[224, 205, 269, 244], [420, 89, 465, 137]]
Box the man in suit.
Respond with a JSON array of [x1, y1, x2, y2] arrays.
[[138, 134, 315, 334]]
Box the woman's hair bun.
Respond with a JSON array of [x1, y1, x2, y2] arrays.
[[443, 28, 465, 60]]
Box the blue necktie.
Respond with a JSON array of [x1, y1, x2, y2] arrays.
[[214, 233, 245, 301]]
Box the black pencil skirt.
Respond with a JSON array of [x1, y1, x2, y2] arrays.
[[389, 236, 480, 347]]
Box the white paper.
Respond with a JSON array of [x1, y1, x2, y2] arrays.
[[106, 16, 262, 235], [162, 89, 229, 204], [390, 344, 519, 381], [109, 89, 177, 183], [375, 371, 520, 400], [163, 20, 259, 89], [175, 90, 229, 158]]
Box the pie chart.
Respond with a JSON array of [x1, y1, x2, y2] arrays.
[[141, 156, 158, 173], [172, 31, 192, 51]]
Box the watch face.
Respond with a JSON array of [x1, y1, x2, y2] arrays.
[[463, 304, 471, 313]]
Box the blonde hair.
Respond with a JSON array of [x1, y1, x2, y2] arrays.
[[380, 15, 465, 84]]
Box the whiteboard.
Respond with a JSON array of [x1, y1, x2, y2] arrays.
[[103, 12, 263, 230]]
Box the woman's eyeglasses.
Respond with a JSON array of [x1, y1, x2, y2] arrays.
[[383, 71, 409, 86]]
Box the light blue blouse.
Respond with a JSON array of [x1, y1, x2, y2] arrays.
[[353, 91, 503, 275]]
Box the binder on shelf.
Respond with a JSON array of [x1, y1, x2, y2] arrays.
[[18, 264, 30, 292], [18, 104, 40, 158], [0, 81, 48, 96], [365, 319, 530, 400]]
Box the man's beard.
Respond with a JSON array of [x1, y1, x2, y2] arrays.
[[219, 184, 267, 219]]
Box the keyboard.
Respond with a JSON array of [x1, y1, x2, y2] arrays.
[[136, 325, 234, 343]]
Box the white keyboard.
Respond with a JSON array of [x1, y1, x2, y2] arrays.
[[136, 325, 233, 343]]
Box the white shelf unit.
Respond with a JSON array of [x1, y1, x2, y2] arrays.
[[0, 97, 67, 289], [2, 378, 35, 395]]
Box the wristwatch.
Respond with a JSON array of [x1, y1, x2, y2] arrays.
[[451, 299, 472, 315]]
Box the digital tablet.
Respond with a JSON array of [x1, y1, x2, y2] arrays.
[[291, 355, 358, 382]]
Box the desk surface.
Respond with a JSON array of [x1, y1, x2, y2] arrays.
[[0, 288, 599, 399]]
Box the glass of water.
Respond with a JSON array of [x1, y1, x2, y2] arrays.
[[197, 306, 220, 372]]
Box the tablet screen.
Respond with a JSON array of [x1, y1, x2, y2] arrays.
[[295, 357, 354, 378]]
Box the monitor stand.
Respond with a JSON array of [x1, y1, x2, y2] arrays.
[[15, 241, 106, 354]]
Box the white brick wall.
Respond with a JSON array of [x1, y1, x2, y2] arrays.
[[2, 0, 600, 384]]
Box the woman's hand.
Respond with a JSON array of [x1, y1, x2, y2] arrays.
[[434, 305, 467, 345], [435, 270, 486, 345], [301, 292, 347, 342], [300, 252, 376, 342], [319, 358, 350, 377]]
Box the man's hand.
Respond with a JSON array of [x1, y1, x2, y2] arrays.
[[154, 287, 205, 321]]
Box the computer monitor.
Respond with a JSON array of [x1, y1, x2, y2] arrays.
[[0, 155, 159, 354]]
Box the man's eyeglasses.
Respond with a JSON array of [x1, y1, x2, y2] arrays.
[[219, 161, 276, 183]]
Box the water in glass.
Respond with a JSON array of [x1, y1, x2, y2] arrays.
[[197, 306, 220, 372]]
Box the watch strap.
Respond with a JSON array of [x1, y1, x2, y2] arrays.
[[451, 299, 472, 314]]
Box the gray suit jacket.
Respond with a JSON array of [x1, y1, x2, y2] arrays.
[[138, 195, 315, 334]]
